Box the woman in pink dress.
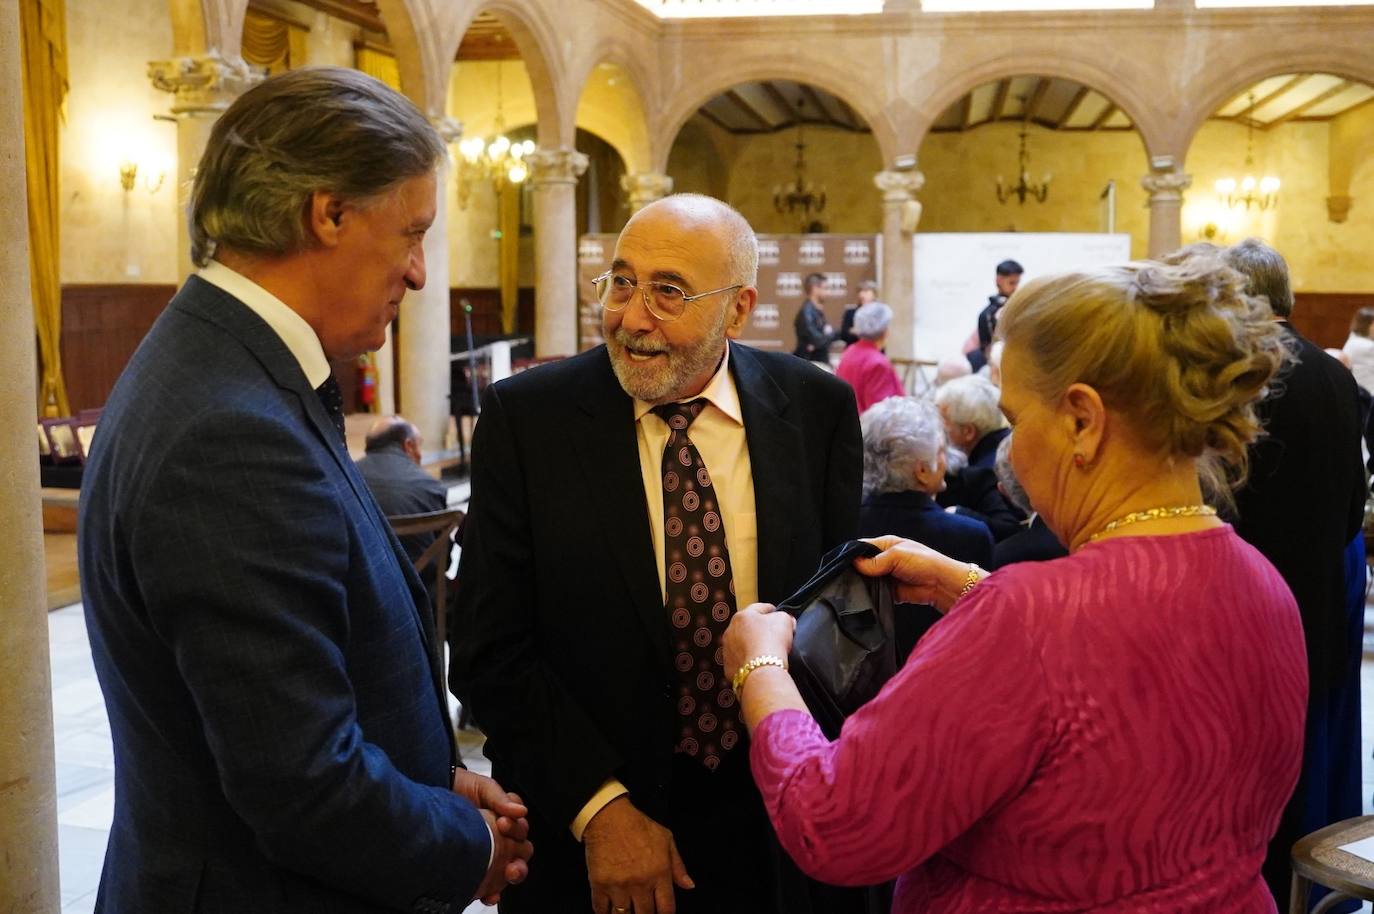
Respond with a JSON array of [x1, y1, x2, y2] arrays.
[[723, 252, 1307, 913]]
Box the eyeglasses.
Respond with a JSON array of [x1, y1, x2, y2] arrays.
[[591, 271, 743, 323]]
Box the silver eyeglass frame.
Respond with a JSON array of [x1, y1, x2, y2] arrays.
[[591, 270, 743, 323]]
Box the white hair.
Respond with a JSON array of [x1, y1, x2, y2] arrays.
[[933, 374, 1005, 437], [993, 433, 1031, 515], [853, 302, 893, 340], [861, 396, 944, 495]]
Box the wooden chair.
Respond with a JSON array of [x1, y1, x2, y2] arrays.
[[386, 507, 469, 729], [1290, 815, 1374, 913]]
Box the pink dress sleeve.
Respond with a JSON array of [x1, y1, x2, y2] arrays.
[[749, 580, 1051, 887]]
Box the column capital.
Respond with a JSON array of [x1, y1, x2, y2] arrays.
[[527, 147, 589, 187], [430, 116, 463, 145], [874, 169, 925, 203], [1140, 169, 1193, 203], [1327, 195, 1354, 223], [621, 172, 674, 211], [148, 52, 263, 117]]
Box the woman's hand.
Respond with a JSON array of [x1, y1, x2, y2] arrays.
[[853, 535, 984, 612], [722, 603, 796, 683]]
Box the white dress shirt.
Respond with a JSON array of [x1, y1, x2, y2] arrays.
[[571, 346, 759, 840], [198, 260, 332, 389]]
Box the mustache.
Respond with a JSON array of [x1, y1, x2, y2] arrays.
[[612, 329, 669, 355]]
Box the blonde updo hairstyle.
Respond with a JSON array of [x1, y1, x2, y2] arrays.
[[995, 252, 1288, 497]]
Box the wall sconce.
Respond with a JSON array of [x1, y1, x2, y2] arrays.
[[119, 161, 165, 195]]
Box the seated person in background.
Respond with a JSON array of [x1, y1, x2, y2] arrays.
[[721, 252, 1304, 914], [793, 272, 836, 363], [989, 434, 1067, 569], [1342, 306, 1374, 393], [356, 415, 452, 565], [934, 355, 971, 388], [836, 302, 904, 414], [838, 279, 878, 347], [857, 396, 993, 658], [934, 374, 1024, 540]]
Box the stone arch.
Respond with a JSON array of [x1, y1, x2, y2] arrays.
[[1176, 45, 1374, 166], [440, 0, 568, 149], [910, 52, 1166, 166], [568, 38, 657, 174], [653, 55, 897, 172]]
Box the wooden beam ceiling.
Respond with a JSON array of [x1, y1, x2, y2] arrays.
[[1090, 102, 1118, 130], [724, 89, 773, 130], [1265, 79, 1353, 129]]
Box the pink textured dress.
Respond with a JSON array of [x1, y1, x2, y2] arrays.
[[751, 526, 1307, 912]]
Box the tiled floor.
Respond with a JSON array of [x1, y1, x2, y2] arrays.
[[48, 577, 1374, 912]]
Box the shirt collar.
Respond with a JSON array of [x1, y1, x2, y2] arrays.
[[633, 344, 743, 427], [198, 259, 332, 389]]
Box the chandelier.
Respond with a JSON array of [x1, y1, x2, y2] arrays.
[[1215, 94, 1279, 211], [996, 119, 1050, 205], [456, 68, 533, 209], [774, 101, 826, 231]]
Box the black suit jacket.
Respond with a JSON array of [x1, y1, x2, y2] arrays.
[[1233, 323, 1366, 696], [451, 343, 861, 908], [990, 515, 1068, 569], [938, 428, 1025, 540], [793, 299, 834, 361], [79, 277, 489, 914]]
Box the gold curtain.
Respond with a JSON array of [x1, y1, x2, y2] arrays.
[[21, 0, 69, 417], [242, 9, 308, 75], [499, 184, 521, 334], [354, 45, 400, 91]]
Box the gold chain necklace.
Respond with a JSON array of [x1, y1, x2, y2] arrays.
[[1085, 504, 1217, 543]]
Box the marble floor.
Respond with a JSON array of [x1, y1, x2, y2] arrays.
[[46, 570, 1374, 912]]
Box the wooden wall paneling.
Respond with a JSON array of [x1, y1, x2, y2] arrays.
[[1291, 291, 1374, 349], [60, 284, 174, 412]]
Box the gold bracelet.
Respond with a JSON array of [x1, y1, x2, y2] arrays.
[[958, 563, 982, 599], [732, 654, 787, 696]]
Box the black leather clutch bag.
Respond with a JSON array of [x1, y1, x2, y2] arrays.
[[777, 540, 898, 739]]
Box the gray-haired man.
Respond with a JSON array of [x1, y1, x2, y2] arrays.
[[79, 67, 529, 914]]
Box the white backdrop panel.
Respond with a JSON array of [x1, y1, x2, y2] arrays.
[[911, 233, 1132, 363]]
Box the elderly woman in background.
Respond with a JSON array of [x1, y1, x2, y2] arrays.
[[933, 374, 1023, 539], [988, 433, 1067, 569], [857, 395, 993, 658], [835, 302, 904, 414], [722, 253, 1305, 912], [1342, 306, 1374, 392]]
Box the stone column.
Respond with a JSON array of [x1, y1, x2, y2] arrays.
[[148, 52, 262, 279], [397, 116, 461, 456], [528, 148, 589, 357], [874, 169, 925, 361], [1, 7, 59, 910], [620, 172, 674, 213], [1141, 167, 1192, 259]]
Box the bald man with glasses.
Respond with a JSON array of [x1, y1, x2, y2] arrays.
[[451, 194, 864, 914]]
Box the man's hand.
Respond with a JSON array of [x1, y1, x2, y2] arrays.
[[454, 769, 533, 905], [472, 808, 534, 905], [584, 796, 693, 914]]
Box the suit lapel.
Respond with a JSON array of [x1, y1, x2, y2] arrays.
[[730, 343, 802, 603], [569, 351, 671, 660]]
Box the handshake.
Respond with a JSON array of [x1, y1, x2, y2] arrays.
[[453, 768, 536, 906]]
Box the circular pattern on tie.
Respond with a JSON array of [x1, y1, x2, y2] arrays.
[[654, 397, 742, 770], [720, 730, 739, 751]]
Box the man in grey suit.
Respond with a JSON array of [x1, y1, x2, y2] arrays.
[[78, 67, 530, 913]]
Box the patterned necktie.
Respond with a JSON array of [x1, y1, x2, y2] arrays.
[[315, 375, 346, 443], [652, 398, 742, 771]]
